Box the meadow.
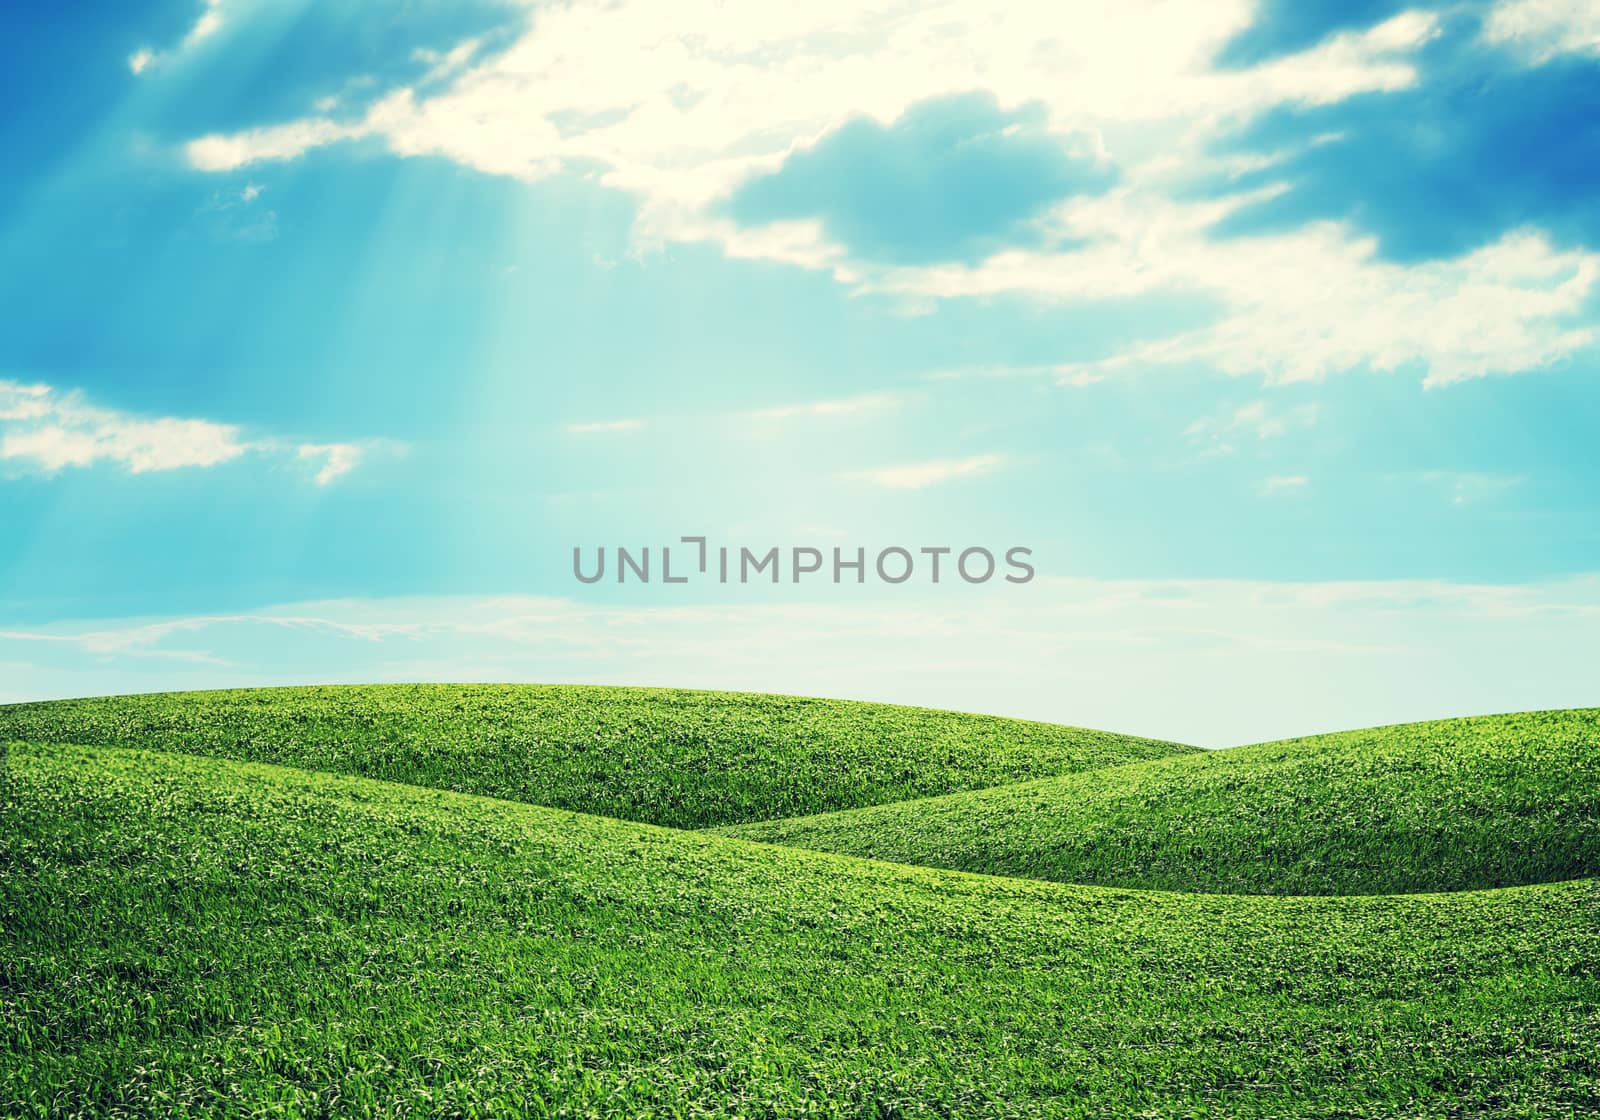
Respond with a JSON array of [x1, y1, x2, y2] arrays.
[[3, 687, 1597, 1117], [720, 709, 1600, 895], [0, 685, 1193, 829]]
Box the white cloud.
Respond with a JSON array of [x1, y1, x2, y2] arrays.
[[0, 378, 384, 484], [880, 201, 1600, 385], [0, 382, 247, 474], [1483, 0, 1600, 61], [187, 2, 224, 45], [1257, 474, 1309, 496], [173, 2, 1594, 384], [0, 381, 52, 422], [188, 118, 366, 172], [843, 453, 1003, 489], [181, 2, 1428, 185]]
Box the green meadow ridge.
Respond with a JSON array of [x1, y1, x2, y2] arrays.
[[0, 681, 1190, 832], [0, 684, 1195, 828], [3, 687, 1597, 1118], [719, 708, 1600, 896]]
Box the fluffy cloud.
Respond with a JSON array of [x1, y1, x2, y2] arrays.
[[176, 0, 1599, 383], [184, 1, 1426, 211], [0, 381, 247, 474], [1483, 0, 1600, 61]]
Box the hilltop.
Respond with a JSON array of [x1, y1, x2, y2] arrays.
[[0, 684, 1195, 829], [720, 709, 1600, 894]]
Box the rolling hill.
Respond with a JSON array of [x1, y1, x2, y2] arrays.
[[0, 684, 1196, 829], [718, 709, 1600, 895], [5, 740, 1597, 1118]]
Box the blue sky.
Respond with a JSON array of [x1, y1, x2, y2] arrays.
[[2, 0, 1597, 743]]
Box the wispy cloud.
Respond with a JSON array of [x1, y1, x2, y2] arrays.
[[128, 0, 224, 75], [1256, 474, 1309, 496], [1228, 401, 1320, 440], [877, 215, 1599, 387], [413, 39, 484, 85], [843, 453, 1004, 490], [197, 182, 278, 243], [6, 574, 1600, 746], [296, 443, 365, 486], [748, 391, 905, 421], [1187, 399, 1321, 455], [0, 379, 388, 485], [559, 391, 907, 436], [566, 418, 645, 435], [1420, 470, 1524, 506]]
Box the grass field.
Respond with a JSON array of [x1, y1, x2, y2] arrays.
[[3, 688, 1597, 1117], [719, 709, 1600, 895], [0, 685, 1194, 828]]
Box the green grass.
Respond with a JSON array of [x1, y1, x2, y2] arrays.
[[718, 709, 1600, 895], [5, 692, 1596, 1114], [5, 740, 1597, 1119], [0, 685, 1195, 829]]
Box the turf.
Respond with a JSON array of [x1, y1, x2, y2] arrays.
[[5, 740, 1598, 1119], [717, 709, 1600, 896], [0, 684, 1195, 829]]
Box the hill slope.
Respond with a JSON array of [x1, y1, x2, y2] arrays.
[[0, 684, 1194, 829], [5, 741, 1596, 1118], [718, 709, 1600, 895]]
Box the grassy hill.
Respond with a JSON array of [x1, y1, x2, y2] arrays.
[[5, 740, 1597, 1118], [718, 709, 1600, 895], [0, 685, 1194, 829]]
